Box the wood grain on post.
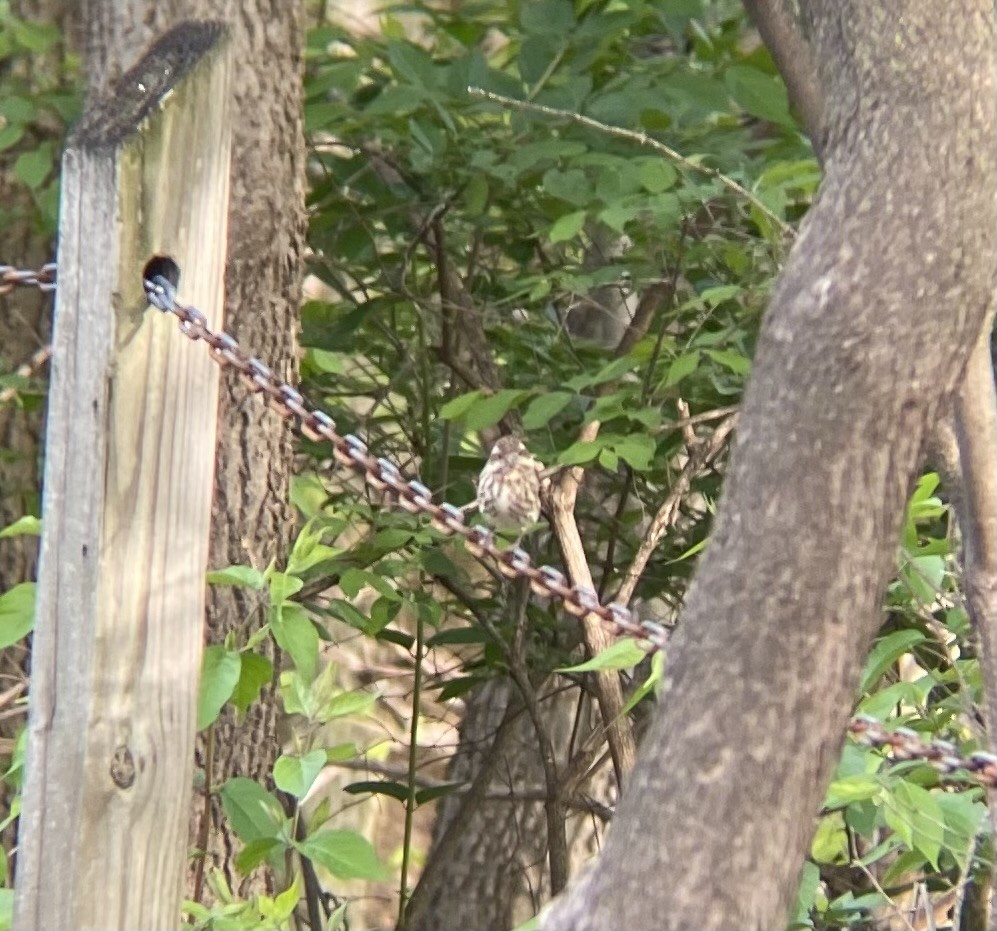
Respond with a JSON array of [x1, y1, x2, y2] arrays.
[[14, 23, 232, 930]]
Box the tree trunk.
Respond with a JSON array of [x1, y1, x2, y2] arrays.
[[542, 3, 996, 929], [404, 678, 614, 931], [82, 0, 305, 895], [0, 0, 76, 856]]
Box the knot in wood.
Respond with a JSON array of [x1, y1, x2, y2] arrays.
[[110, 745, 136, 789]]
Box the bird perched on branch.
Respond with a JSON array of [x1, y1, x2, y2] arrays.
[[476, 435, 544, 538]]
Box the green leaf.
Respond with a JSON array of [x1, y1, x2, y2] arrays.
[[0, 515, 41, 538], [557, 438, 602, 466], [387, 40, 437, 89], [522, 391, 574, 429], [0, 124, 25, 152], [704, 348, 751, 375], [548, 210, 587, 243], [235, 837, 283, 875], [521, 0, 575, 35], [463, 389, 527, 431], [273, 749, 327, 798], [198, 646, 242, 730], [612, 435, 655, 471], [936, 791, 986, 858], [415, 782, 464, 805], [885, 781, 944, 868], [698, 285, 742, 307], [824, 774, 881, 809], [558, 638, 646, 672], [0, 888, 12, 931], [598, 447, 619, 470], [230, 650, 273, 714], [344, 780, 409, 802], [219, 778, 286, 843], [811, 811, 847, 864], [325, 742, 358, 763], [663, 351, 700, 388], [637, 158, 677, 193], [0, 582, 35, 649], [725, 65, 793, 126], [296, 829, 388, 880], [860, 629, 926, 693], [0, 96, 35, 124], [339, 568, 398, 601], [207, 565, 267, 589], [327, 598, 381, 636], [269, 571, 304, 605], [271, 603, 319, 683], [440, 390, 483, 421], [10, 18, 60, 52], [789, 860, 821, 930], [621, 649, 665, 714], [321, 689, 377, 722], [14, 143, 53, 190], [542, 168, 590, 206]]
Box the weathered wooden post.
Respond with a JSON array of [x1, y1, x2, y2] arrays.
[[14, 23, 232, 929]]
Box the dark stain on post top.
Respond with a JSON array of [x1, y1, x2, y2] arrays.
[[70, 21, 227, 149]]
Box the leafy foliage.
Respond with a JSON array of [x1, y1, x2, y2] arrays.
[[0, 3, 79, 234], [0, 1, 991, 930]]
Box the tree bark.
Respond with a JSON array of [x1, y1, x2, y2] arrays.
[[82, 0, 305, 895], [404, 678, 614, 931], [542, 4, 996, 928]]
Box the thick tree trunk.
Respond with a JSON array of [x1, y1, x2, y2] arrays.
[[543, 4, 996, 929], [82, 0, 305, 895]]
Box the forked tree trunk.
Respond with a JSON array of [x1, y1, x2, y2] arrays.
[[82, 0, 305, 895], [543, 3, 996, 928]]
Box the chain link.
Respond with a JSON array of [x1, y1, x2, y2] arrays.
[[849, 715, 997, 787], [0, 263, 57, 295], [13, 258, 997, 786]]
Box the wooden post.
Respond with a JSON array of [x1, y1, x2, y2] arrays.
[[14, 23, 232, 930]]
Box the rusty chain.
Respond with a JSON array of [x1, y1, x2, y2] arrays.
[[849, 715, 997, 787], [9, 259, 997, 789], [138, 263, 672, 653], [0, 263, 57, 294]]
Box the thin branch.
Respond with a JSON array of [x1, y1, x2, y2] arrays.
[[0, 344, 52, 405], [551, 429, 638, 787], [469, 87, 794, 239], [950, 332, 997, 928], [664, 404, 740, 433], [616, 414, 737, 607], [545, 281, 677, 785]]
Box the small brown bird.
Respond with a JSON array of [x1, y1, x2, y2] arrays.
[[476, 435, 543, 536]]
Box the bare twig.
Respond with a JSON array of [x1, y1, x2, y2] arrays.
[[547, 281, 680, 786], [0, 344, 53, 405], [468, 87, 794, 239], [616, 415, 737, 607]]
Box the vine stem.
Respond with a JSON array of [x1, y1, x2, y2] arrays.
[[467, 86, 794, 240]]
